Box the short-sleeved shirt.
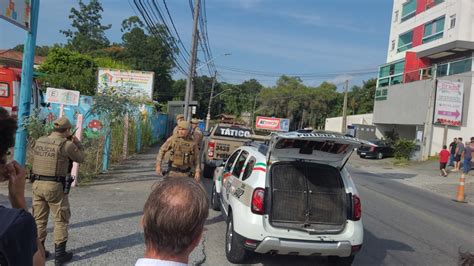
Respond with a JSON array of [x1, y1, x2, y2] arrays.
[[464, 145, 472, 160], [439, 149, 450, 163], [449, 141, 457, 154], [0, 206, 38, 266]]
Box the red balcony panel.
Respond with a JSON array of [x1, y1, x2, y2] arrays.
[[412, 25, 424, 47], [404, 52, 431, 83], [416, 0, 428, 14]]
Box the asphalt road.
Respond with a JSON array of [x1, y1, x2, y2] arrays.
[[201, 166, 474, 266], [2, 147, 472, 265]]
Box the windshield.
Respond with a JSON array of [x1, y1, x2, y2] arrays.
[[274, 139, 350, 155]]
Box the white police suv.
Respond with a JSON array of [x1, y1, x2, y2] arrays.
[[211, 131, 371, 265]]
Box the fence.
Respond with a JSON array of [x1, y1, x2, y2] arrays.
[[37, 95, 168, 178]]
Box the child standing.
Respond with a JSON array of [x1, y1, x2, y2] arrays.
[[439, 145, 450, 177]]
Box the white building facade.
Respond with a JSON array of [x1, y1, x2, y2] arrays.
[[374, 0, 474, 159]]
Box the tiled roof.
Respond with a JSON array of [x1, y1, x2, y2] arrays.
[[0, 49, 46, 65]]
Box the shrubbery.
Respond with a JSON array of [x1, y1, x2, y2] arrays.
[[393, 139, 416, 160]]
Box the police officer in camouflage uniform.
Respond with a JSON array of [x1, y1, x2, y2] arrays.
[[172, 114, 185, 136], [191, 118, 203, 150], [30, 117, 84, 265], [156, 121, 201, 182]]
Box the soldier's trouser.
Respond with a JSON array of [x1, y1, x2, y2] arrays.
[[167, 170, 191, 178], [32, 181, 71, 245]]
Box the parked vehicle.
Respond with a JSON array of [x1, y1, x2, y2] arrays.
[[202, 123, 253, 178], [357, 139, 394, 159], [211, 131, 370, 265], [0, 66, 44, 116]]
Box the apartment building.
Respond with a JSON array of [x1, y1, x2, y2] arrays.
[[374, 0, 473, 159]]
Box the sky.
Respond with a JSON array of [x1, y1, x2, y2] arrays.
[[0, 0, 393, 89]]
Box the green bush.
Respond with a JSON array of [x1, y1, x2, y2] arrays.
[[393, 139, 416, 160]]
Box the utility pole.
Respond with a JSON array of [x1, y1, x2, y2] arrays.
[[251, 94, 258, 130], [341, 80, 349, 134], [205, 71, 217, 131], [184, 0, 201, 121], [14, 0, 40, 166], [422, 64, 438, 160]]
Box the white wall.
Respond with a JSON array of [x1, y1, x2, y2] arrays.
[[325, 113, 384, 138]]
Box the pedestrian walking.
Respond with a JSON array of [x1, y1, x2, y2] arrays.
[[439, 145, 450, 177], [0, 107, 45, 266], [191, 118, 203, 149], [30, 117, 85, 265], [156, 121, 201, 182], [136, 177, 209, 266], [448, 137, 457, 167], [454, 137, 464, 172], [462, 141, 472, 174]]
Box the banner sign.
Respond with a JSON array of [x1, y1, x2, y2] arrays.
[[434, 80, 464, 126], [256, 116, 290, 132], [98, 68, 154, 99], [0, 0, 31, 30], [46, 87, 80, 106]]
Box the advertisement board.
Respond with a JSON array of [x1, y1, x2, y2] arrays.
[[46, 87, 80, 106], [433, 80, 464, 127], [97, 68, 154, 99], [256, 116, 290, 132], [0, 0, 31, 30]]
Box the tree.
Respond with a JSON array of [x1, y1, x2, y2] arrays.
[[12, 44, 53, 57], [119, 16, 175, 101], [38, 47, 98, 95], [61, 0, 111, 53]]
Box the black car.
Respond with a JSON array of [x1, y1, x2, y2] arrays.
[[357, 140, 394, 159]]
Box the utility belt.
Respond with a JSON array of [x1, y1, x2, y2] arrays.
[[31, 174, 75, 194], [169, 166, 191, 173], [31, 174, 66, 182]]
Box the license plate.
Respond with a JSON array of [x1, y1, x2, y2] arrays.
[[360, 153, 366, 155], [216, 145, 230, 152]]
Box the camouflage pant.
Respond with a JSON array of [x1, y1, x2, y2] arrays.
[[32, 181, 71, 245]]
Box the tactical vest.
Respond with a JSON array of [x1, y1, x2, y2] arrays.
[[170, 137, 195, 168], [32, 136, 69, 176]]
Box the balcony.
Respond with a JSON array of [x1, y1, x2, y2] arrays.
[[377, 57, 472, 88]]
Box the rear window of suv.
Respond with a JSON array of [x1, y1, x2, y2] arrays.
[[214, 126, 251, 138]]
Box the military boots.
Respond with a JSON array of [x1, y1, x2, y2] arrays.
[[55, 241, 73, 265], [41, 240, 50, 258]]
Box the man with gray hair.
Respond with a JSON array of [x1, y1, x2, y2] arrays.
[[136, 177, 209, 265]]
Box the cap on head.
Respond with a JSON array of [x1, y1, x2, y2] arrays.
[[178, 121, 191, 130], [176, 114, 185, 121], [191, 118, 199, 124], [53, 117, 72, 130]]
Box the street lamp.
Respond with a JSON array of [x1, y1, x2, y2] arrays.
[[205, 86, 232, 131], [184, 53, 231, 121]]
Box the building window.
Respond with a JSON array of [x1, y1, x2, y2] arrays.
[[394, 10, 399, 22], [378, 60, 405, 88], [426, 0, 445, 9], [423, 16, 445, 44], [401, 0, 416, 22], [391, 40, 395, 51], [397, 30, 413, 52], [450, 15, 456, 29]]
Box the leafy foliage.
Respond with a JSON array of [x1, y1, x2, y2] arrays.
[[61, 0, 111, 53], [394, 139, 416, 160], [38, 47, 98, 95], [12, 44, 53, 57]]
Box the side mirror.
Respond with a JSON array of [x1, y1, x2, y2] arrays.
[[203, 131, 210, 137]]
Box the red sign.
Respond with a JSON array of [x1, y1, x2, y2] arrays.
[[256, 116, 290, 132]]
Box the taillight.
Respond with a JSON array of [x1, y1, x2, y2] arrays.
[[208, 141, 215, 157], [251, 188, 265, 215], [351, 244, 362, 254], [369, 146, 375, 152], [352, 195, 361, 221]]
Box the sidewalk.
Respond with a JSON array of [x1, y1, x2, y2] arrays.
[[348, 154, 474, 206]]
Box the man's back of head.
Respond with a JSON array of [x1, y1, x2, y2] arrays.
[[141, 177, 209, 263]]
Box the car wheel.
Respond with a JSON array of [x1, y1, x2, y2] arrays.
[[211, 183, 221, 211], [225, 213, 250, 264], [203, 164, 215, 179], [328, 255, 355, 266], [376, 152, 383, 159]]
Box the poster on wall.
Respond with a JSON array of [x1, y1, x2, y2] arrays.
[[97, 68, 155, 99], [433, 80, 464, 127], [0, 0, 31, 30], [256, 116, 290, 132]]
